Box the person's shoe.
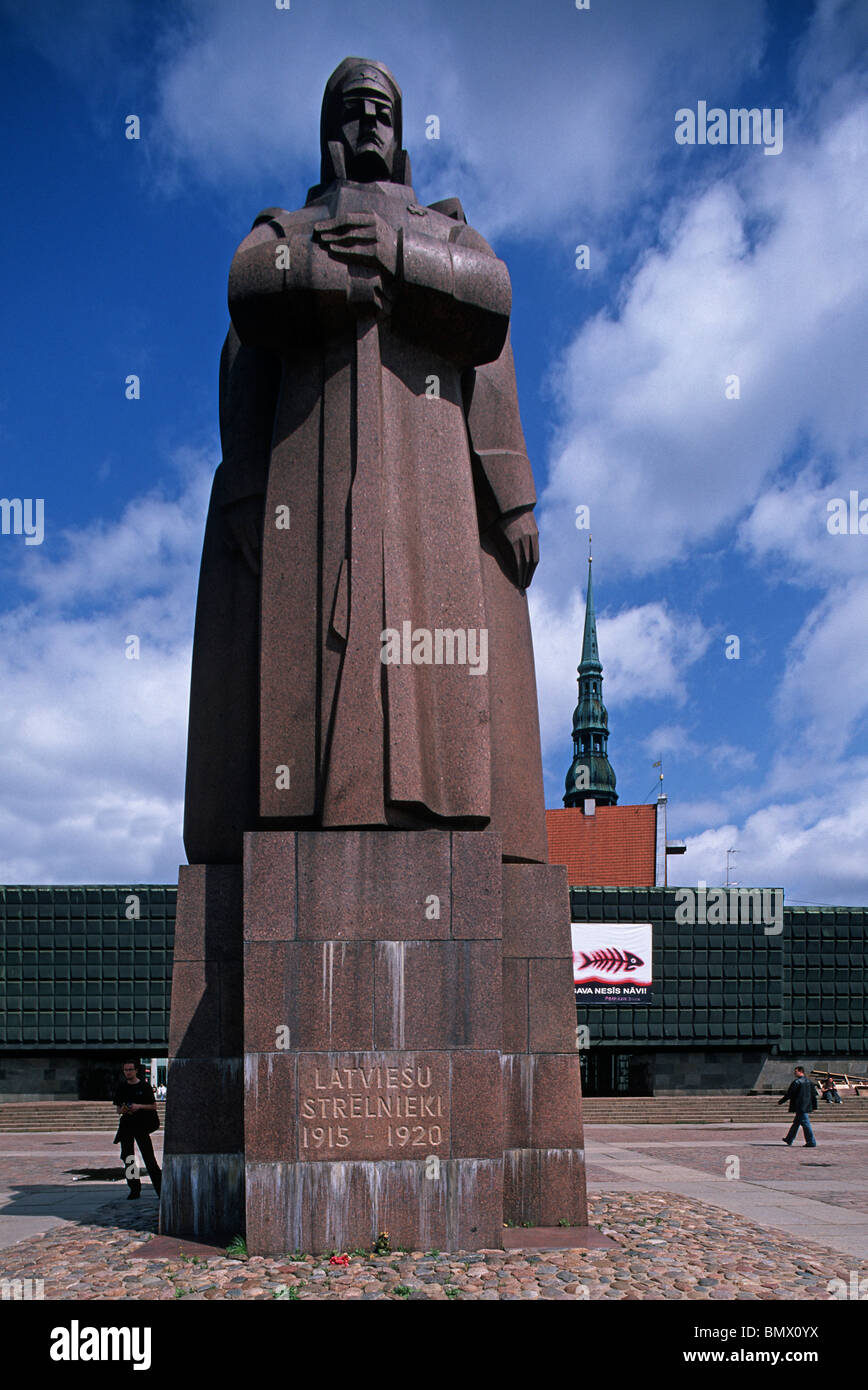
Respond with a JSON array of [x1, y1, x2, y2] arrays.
[[127, 1184, 142, 1200], [805, 1143, 817, 1148], [782, 1139, 792, 1145]]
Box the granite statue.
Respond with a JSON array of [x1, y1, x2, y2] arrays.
[[183, 57, 548, 866]]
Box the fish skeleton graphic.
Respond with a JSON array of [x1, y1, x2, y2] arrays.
[[578, 948, 644, 974]]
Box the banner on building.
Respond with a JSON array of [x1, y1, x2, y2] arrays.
[[572, 923, 653, 1004]]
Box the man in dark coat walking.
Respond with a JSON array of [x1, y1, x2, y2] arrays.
[[112, 1058, 162, 1198], [778, 1065, 818, 1147]]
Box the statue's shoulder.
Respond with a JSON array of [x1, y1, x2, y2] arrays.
[[250, 206, 313, 236], [427, 197, 467, 224], [427, 198, 495, 256]]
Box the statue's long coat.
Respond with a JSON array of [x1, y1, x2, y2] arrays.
[[183, 177, 548, 864]]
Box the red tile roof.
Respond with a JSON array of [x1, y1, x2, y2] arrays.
[[546, 804, 657, 886]]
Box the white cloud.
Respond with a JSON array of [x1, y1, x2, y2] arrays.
[[708, 742, 756, 774], [530, 587, 710, 758], [22, 454, 211, 614], [0, 459, 212, 883], [538, 94, 868, 579], [532, 31, 868, 910], [643, 723, 695, 758], [3, 0, 768, 238], [793, 0, 868, 125], [668, 799, 734, 834], [678, 777, 868, 905], [646, 732, 757, 773], [602, 603, 711, 704], [774, 577, 868, 756], [738, 465, 868, 585]]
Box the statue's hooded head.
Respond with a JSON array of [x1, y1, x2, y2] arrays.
[[314, 58, 412, 191]]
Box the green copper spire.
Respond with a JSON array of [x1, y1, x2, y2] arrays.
[[564, 548, 618, 807], [580, 555, 601, 673]]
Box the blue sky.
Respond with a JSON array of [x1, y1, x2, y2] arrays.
[[0, 0, 866, 903]]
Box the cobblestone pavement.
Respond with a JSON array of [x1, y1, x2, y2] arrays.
[[0, 1128, 865, 1299], [0, 1190, 861, 1301]]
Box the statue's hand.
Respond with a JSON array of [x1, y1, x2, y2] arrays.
[[492, 510, 539, 590], [313, 213, 398, 280], [222, 495, 263, 577]]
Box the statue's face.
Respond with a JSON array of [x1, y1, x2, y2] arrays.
[[335, 85, 397, 180]]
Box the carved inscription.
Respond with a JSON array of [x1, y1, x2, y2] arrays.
[[296, 1054, 450, 1161]]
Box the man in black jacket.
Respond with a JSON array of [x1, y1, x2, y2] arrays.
[[778, 1065, 818, 1147], [112, 1058, 162, 1198]]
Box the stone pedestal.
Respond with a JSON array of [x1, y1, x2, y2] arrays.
[[159, 865, 245, 1242], [161, 829, 585, 1251], [501, 862, 587, 1227], [243, 829, 504, 1253]]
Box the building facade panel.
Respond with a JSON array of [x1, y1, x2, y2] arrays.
[[0, 885, 175, 1100]]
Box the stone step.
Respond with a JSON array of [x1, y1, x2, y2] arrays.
[[0, 1102, 167, 1131], [1, 1096, 865, 1130], [581, 1096, 868, 1123]]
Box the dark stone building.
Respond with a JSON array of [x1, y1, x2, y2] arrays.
[[571, 888, 868, 1095], [0, 885, 173, 1100]]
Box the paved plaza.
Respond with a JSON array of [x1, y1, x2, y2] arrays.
[[0, 1120, 866, 1299], [587, 1121, 868, 1261]]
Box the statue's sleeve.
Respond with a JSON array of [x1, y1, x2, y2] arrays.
[[463, 327, 537, 529], [228, 215, 348, 351], [395, 220, 511, 368], [213, 322, 281, 508]]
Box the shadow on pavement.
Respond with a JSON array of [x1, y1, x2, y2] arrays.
[[0, 1181, 160, 1232]]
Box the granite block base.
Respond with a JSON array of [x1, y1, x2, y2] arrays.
[[503, 1147, 587, 1228], [243, 830, 506, 1253], [499, 860, 586, 1229], [159, 1153, 245, 1243], [164, 831, 588, 1251], [245, 1158, 503, 1254], [161, 866, 245, 1242]]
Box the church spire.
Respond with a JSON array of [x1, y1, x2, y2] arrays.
[[564, 543, 618, 808]]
